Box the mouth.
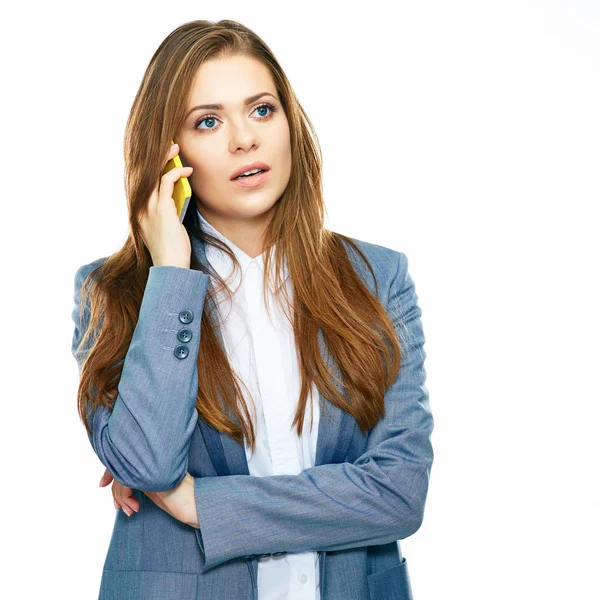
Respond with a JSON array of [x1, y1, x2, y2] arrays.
[[232, 168, 268, 180], [231, 168, 271, 188], [230, 161, 271, 181]]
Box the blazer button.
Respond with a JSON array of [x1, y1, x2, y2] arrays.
[[174, 345, 189, 359], [272, 552, 287, 556], [178, 309, 194, 324], [177, 328, 193, 343], [256, 553, 271, 558]]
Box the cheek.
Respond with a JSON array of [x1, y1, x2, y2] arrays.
[[282, 128, 292, 159], [187, 153, 222, 184], [271, 126, 291, 160], [279, 137, 292, 174]]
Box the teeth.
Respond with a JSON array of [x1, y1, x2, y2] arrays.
[[235, 168, 265, 179]]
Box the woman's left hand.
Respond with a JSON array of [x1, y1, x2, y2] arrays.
[[100, 468, 199, 529]]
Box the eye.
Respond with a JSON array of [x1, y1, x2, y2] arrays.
[[193, 102, 278, 132], [194, 115, 219, 132]]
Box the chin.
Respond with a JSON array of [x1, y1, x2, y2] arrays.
[[230, 195, 279, 214]]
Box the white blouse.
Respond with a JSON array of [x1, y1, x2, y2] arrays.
[[197, 208, 321, 600]]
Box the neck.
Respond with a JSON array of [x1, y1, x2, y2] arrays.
[[195, 202, 276, 259]]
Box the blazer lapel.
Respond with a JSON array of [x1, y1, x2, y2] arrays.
[[314, 328, 357, 467], [185, 205, 356, 477]]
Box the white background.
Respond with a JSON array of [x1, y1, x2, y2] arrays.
[[1, 0, 598, 598]]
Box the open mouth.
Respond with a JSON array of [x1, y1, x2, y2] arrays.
[[233, 169, 267, 180]]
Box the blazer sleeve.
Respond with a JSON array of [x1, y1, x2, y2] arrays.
[[192, 250, 434, 572], [71, 260, 211, 492]]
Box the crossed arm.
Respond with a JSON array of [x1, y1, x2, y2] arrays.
[[189, 250, 433, 571], [73, 250, 433, 573]]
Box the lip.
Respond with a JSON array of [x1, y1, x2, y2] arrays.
[[230, 161, 271, 181], [231, 168, 271, 188]]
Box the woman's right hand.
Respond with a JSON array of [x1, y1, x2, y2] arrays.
[[99, 468, 139, 517], [139, 142, 194, 269]]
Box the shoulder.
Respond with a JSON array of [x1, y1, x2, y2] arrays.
[[71, 257, 110, 361], [341, 234, 406, 268], [335, 233, 409, 300], [74, 256, 110, 291], [72, 256, 110, 326]]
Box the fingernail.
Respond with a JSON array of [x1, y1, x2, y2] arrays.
[[171, 143, 178, 150], [122, 507, 131, 517]]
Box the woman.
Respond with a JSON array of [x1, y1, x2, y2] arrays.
[[71, 19, 434, 600]]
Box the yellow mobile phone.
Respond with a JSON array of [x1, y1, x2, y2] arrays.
[[162, 139, 192, 222]]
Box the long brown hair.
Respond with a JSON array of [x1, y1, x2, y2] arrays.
[[75, 19, 402, 453]]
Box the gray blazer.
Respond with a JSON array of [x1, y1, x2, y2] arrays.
[[71, 206, 434, 600]]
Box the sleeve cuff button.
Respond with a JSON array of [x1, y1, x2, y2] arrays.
[[179, 309, 194, 324], [177, 328, 193, 343], [174, 345, 190, 359]]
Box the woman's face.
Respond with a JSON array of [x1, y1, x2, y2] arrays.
[[176, 55, 292, 227]]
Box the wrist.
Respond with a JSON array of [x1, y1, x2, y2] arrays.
[[153, 259, 190, 269]]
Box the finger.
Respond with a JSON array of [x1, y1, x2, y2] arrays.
[[147, 143, 180, 211], [99, 469, 114, 487], [126, 499, 140, 513], [119, 495, 140, 514], [114, 490, 133, 517], [157, 166, 193, 208], [114, 484, 140, 514], [158, 143, 180, 192], [165, 141, 179, 163]]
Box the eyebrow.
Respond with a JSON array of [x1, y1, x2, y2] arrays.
[[185, 92, 278, 119]]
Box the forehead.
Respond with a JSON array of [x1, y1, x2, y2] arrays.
[[187, 55, 276, 106]]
